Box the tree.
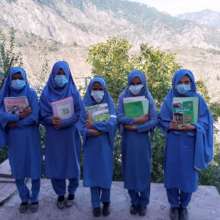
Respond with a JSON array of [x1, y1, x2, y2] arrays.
[[88, 38, 133, 102], [0, 29, 23, 77], [87, 37, 220, 190]]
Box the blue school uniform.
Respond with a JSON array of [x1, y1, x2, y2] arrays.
[[159, 69, 213, 208], [82, 76, 117, 208], [39, 61, 81, 196], [0, 67, 41, 203], [117, 70, 158, 208]]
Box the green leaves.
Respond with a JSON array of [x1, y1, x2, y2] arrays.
[[88, 38, 180, 105], [0, 29, 23, 80]]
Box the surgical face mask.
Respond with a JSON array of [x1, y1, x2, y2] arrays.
[[54, 75, 68, 88], [129, 84, 144, 95], [176, 83, 191, 95], [91, 90, 104, 103], [11, 79, 26, 90]]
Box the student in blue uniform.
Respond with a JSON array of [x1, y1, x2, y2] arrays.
[[117, 70, 157, 216], [82, 76, 117, 217], [0, 81, 6, 149], [39, 61, 82, 209], [0, 67, 41, 213], [159, 69, 213, 220], [0, 126, 5, 149]]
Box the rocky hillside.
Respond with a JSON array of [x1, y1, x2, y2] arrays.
[[178, 9, 220, 29], [0, 0, 220, 101]]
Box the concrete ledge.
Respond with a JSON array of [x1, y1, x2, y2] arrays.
[[0, 180, 220, 220]]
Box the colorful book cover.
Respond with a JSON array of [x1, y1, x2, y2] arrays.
[[86, 103, 110, 122], [123, 96, 149, 119], [51, 96, 74, 120], [172, 97, 199, 125], [4, 96, 29, 115]]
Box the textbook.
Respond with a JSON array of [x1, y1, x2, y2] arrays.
[[4, 96, 29, 115], [86, 103, 110, 122], [172, 97, 199, 125], [123, 96, 149, 119], [51, 96, 74, 120]]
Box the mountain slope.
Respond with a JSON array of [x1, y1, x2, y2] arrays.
[[178, 9, 220, 29], [1, 0, 220, 50], [0, 0, 220, 102]]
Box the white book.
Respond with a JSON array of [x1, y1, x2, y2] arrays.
[[51, 96, 74, 120]]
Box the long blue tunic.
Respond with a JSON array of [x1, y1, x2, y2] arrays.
[[0, 67, 41, 179], [159, 69, 213, 193], [117, 70, 158, 192], [39, 61, 81, 179], [82, 76, 117, 189]]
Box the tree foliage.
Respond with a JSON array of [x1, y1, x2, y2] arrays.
[[88, 37, 220, 190]]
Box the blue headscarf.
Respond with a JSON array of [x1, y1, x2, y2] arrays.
[[0, 67, 37, 147], [40, 61, 78, 118], [83, 76, 116, 147], [118, 69, 155, 115], [84, 76, 114, 113], [124, 69, 153, 99], [160, 69, 214, 170], [0, 67, 32, 105]]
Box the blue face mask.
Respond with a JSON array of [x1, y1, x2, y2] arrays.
[[54, 75, 68, 88], [129, 84, 144, 95], [91, 90, 104, 103], [176, 83, 191, 95], [11, 79, 26, 90]]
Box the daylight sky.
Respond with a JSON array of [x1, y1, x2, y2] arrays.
[[130, 0, 220, 15]]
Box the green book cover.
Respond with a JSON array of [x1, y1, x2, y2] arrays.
[[172, 97, 199, 125], [86, 103, 110, 122], [123, 96, 149, 119]]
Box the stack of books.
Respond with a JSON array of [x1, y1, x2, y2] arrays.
[[4, 96, 29, 115], [172, 97, 199, 126], [86, 103, 110, 122], [123, 96, 149, 118]]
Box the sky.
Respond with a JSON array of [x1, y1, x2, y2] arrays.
[[130, 0, 220, 15]]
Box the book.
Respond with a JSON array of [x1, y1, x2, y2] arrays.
[[123, 96, 149, 119], [86, 103, 110, 122], [51, 96, 74, 120], [4, 96, 29, 115], [172, 97, 199, 125]]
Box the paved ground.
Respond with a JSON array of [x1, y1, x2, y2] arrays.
[[0, 180, 220, 220]]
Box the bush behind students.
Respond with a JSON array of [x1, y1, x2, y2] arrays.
[[0, 67, 41, 213]]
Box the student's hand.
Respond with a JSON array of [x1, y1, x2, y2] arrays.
[[180, 124, 196, 131], [52, 117, 61, 129], [88, 129, 102, 136], [7, 122, 17, 128], [19, 107, 32, 119], [124, 124, 137, 131], [169, 120, 179, 130], [86, 114, 93, 129], [134, 115, 149, 125]]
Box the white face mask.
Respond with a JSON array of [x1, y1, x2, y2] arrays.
[[129, 84, 144, 95], [91, 90, 104, 103]]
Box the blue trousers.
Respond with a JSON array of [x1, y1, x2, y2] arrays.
[[51, 178, 79, 196], [15, 179, 40, 203], [128, 189, 150, 208], [167, 188, 192, 208], [90, 187, 110, 208]]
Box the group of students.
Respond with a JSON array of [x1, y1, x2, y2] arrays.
[[0, 61, 213, 220]]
